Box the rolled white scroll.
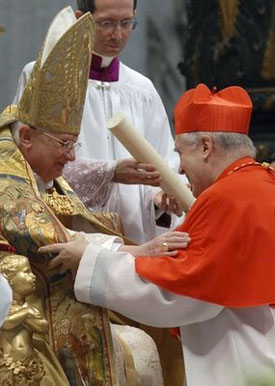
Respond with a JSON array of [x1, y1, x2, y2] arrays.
[[107, 112, 195, 213]]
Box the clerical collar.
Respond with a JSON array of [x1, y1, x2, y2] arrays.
[[89, 52, 120, 82], [217, 156, 275, 181]]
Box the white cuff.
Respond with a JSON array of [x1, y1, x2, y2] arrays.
[[74, 243, 102, 304]]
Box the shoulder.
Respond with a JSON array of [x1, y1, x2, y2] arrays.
[[187, 179, 236, 221], [200, 175, 240, 206], [192, 169, 260, 216], [119, 62, 158, 95], [181, 179, 240, 235]]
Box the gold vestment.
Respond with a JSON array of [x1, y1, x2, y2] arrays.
[[0, 127, 126, 385]]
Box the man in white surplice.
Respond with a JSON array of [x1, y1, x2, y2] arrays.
[[13, 0, 185, 244]]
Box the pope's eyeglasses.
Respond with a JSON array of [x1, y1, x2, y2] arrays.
[[41, 131, 81, 154], [95, 18, 138, 32]]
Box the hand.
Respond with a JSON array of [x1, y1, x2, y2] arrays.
[[134, 231, 191, 257], [154, 192, 183, 217], [113, 158, 161, 186], [38, 233, 88, 275]]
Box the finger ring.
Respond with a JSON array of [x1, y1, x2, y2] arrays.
[[161, 242, 169, 252]]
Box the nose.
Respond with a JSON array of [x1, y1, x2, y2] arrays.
[[111, 24, 123, 39], [65, 147, 76, 162], [178, 163, 185, 175]]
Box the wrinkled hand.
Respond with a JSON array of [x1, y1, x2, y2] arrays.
[[154, 191, 183, 217], [113, 158, 161, 186], [38, 233, 88, 275], [135, 231, 191, 257]]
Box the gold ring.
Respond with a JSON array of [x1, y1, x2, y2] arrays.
[[161, 242, 169, 252]]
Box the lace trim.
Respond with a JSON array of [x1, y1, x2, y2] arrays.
[[63, 157, 117, 210]]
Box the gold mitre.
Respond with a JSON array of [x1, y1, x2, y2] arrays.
[[0, 7, 94, 134]]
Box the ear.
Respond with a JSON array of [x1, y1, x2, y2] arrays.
[[75, 10, 84, 19], [19, 125, 35, 149], [201, 135, 213, 160]]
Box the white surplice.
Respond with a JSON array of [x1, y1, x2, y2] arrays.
[[75, 244, 275, 386], [0, 274, 12, 327], [13, 61, 183, 244]]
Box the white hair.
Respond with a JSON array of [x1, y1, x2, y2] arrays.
[[181, 132, 257, 158]]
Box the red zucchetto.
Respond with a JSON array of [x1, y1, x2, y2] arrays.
[[174, 83, 252, 135]]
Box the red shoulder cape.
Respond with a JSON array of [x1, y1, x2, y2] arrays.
[[136, 158, 275, 307]]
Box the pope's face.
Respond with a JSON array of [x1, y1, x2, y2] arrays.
[[175, 135, 211, 198], [92, 0, 135, 57], [27, 129, 78, 183]]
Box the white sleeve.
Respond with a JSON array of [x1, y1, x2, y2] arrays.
[[66, 229, 123, 247], [0, 275, 12, 327], [74, 245, 224, 328], [63, 157, 117, 210], [73, 233, 123, 299]]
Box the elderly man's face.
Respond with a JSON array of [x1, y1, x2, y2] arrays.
[[23, 127, 78, 182], [92, 0, 135, 57], [175, 135, 211, 198]]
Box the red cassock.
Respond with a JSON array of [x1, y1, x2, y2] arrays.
[[136, 157, 275, 307]]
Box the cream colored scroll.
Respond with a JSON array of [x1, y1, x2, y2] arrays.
[[107, 112, 195, 213]]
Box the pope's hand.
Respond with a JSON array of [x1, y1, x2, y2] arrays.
[[113, 158, 161, 186], [154, 191, 183, 217], [38, 233, 88, 274]]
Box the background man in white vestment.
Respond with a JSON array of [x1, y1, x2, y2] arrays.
[[40, 84, 275, 386], [13, 0, 185, 244]]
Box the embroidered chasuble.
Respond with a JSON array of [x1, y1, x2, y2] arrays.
[[0, 127, 127, 385]]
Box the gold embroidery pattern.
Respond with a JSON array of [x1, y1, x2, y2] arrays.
[[227, 161, 275, 176], [44, 188, 75, 216], [0, 128, 119, 385], [17, 13, 94, 134], [0, 14, 94, 135]]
